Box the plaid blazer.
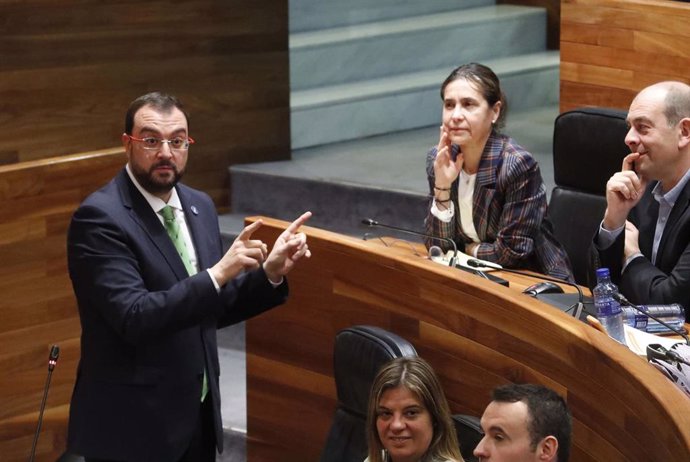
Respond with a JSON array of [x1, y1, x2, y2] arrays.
[[425, 132, 573, 281]]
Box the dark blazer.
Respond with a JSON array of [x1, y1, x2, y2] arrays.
[[593, 180, 690, 315], [425, 132, 573, 281], [66, 169, 287, 461]]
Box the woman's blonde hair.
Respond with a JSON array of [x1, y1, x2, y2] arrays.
[[365, 356, 464, 462]]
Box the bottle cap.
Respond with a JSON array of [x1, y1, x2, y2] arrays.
[[596, 267, 610, 278]]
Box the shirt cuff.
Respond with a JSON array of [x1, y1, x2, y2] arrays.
[[596, 221, 624, 249], [267, 275, 284, 288], [430, 199, 454, 223], [206, 269, 221, 294], [622, 252, 644, 272]]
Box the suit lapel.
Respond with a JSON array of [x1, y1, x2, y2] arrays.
[[178, 186, 215, 271], [116, 170, 190, 281], [657, 180, 690, 264], [472, 133, 503, 239]]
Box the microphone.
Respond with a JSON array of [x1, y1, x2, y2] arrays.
[[467, 259, 585, 319], [612, 293, 689, 345], [29, 345, 60, 462], [361, 218, 458, 267]]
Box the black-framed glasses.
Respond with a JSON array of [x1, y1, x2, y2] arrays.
[[126, 134, 195, 151]]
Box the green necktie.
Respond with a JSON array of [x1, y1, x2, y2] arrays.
[[159, 205, 196, 276], [159, 205, 208, 402]]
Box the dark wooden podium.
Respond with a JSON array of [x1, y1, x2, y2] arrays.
[[246, 217, 690, 462]]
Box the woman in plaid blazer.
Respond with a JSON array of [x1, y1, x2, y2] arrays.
[[424, 63, 573, 282]]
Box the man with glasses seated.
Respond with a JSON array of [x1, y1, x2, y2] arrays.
[[65, 92, 312, 462]]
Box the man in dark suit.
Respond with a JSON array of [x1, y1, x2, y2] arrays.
[[66, 92, 311, 461], [592, 81, 690, 317], [473, 384, 571, 462]]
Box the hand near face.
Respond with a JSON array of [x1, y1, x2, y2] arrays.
[[263, 211, 312, 283], [603, 153, 648, 230], [210, 219, 269, 286], [433, 126, 463, 189]]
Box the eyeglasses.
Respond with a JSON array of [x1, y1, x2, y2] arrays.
[[126, 134, 195, 151]]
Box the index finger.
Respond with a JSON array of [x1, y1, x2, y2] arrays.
[[285, 211, 312, 235], [621, 152, 640, 172], [237, 219, 263, 241]]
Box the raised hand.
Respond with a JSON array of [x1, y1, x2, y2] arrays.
[[433, 126, 463, 189], [263, 211, 312, 283], [210, 219, 268, 286], [603, 153, 648, 230]]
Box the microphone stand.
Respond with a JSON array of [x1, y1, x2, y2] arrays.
[[29, 345, 59, 462], [361, 218, 458, 267], [467, 259, 585, 319], [612, 293, 689, 345]]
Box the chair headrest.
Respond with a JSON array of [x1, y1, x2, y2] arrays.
[[333, 325, 417, 417], [553, 107, 629, 195]]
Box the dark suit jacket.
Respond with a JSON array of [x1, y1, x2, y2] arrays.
[[66, 169, 287, 461], [593, 180, 690, 316], [425, 132, 573, 281]]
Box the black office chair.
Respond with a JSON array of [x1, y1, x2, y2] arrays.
[[453, 414, 483, 462], [319, 325, 417, 462], [549, 107, 629, 286], [55, 452, 84, 462]]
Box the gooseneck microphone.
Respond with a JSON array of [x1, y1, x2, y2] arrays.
[[361, 218, 458, 267], [29, 345, 60, 462], [612, 293, 689, 345], [467, 259, 585, 318]]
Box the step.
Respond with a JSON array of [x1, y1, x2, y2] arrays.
[[291, 52, 559, 149], [225, 105, 559, 239], [291, 5, 546, 90], [289, 0, 493, 33]]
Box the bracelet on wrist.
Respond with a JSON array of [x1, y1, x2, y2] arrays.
[[434, 185, 451, 191]]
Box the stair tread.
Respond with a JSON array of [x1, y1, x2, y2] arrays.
[[235, 105, 558, 194], [291, 5, 543, 48], [292, 51, 559, 109]]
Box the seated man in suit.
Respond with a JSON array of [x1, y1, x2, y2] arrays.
[[66, 91, 311, 462], [473, 384, 572, 462], [591, 81, 690, 318]]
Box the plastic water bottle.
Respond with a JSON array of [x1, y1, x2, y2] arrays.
[[623, 304, 686, 333], [593, 268, 627, 345]]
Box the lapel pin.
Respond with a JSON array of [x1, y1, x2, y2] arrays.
[[191, 205, 199, 215]]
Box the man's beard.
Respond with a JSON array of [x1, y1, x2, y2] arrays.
[[132, 160, 185, 196]]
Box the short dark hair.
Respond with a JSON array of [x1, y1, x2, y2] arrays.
[[124, 92, 189, 135], [440, 62, 508, 130], [492, 384, 572, 462]]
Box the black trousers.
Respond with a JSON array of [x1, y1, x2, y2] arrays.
[[84, 398, 217, 462]]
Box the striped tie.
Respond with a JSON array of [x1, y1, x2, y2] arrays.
[[159, 205, 208, 402]]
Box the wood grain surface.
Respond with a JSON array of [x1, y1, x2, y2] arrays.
[[0, 149, 123, 461], [246, 217, 690, 462], [560, 0, 690, 112], [0, 0, 290, 208]]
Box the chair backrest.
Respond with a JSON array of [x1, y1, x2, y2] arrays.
[[452, 414, 483, 462], [550, 107, 629, 286], [319, 325, 417, 462]]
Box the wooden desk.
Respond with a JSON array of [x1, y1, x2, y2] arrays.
[[246, 217, 690, 461]]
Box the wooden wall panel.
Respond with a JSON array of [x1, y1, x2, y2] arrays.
[[561, 0, 690, 113], [0, 149, 124, 462], [0, 0, 290, 208]]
